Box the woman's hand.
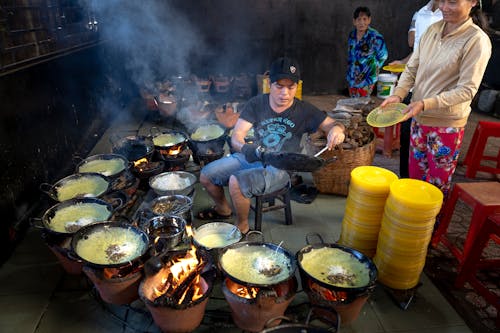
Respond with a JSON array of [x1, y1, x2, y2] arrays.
[[379, 95, 402, 108], [402, 100, 424, 121]]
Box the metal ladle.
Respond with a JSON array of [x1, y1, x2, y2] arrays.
[[314, 145, 329, 157]]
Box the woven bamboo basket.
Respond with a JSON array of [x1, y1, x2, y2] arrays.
[[306, 133, 376, 196]]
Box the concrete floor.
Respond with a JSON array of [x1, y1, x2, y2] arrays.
[[1, 94, 497, 333]]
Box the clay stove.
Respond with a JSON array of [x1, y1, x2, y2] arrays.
[[222, 275, 298, 332], [139, 246, 215, 333], [302, 274, 373, 325], [83, 263, 144, 305]]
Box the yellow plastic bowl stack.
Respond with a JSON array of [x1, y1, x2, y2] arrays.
[[338, 166, 398, 257], [373, 179, 443, 290]]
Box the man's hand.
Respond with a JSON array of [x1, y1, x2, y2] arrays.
[[241, 144, 265, 163]]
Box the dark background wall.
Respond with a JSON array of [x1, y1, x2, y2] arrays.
[[3, 0, 496, 263]]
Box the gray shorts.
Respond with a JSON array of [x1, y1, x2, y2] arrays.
[[201, 153, 290, 198]]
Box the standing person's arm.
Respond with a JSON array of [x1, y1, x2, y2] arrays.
[[390, 11, 416, 65], [373, 31, 388, 68]]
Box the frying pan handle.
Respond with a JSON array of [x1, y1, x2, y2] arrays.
[[72, 154, 84, 166], [263, 315, 294, 328], [153, 96, 160, 108], [39, 183, 54, 196], [30, 217, 44, 229], [150, 126, 161, 137], [305, 232, 324, 245], [105, 195, 124, 212], [324, 156, 338, 164], [244, 230, 264, 242], [66, 250, 82, 263]]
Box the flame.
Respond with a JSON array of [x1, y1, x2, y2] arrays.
[[309, 280, 348, 302], [133, 157, 148, 168], [151, 245, 205, 304], [167, 147, 182, 156], [185, 225, 193, 237], [235, 286, 259, 299]]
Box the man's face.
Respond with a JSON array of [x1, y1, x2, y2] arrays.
[[353, 13, 371, 34], [269, 78, 297, 108]]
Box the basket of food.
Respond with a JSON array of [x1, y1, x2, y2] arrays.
[[306, 100, 376, 197], [306, 134, 375, 196]]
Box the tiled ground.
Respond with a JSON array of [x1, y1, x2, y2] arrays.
[[1, 95, 498, 333]]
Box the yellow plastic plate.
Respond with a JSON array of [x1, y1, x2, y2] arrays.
[[382, 64, 406, 73], [366, 103, 407, 127]]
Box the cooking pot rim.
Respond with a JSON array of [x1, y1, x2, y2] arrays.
[[111, 135, 155, 161], [149, 171, 197, 187], [188, 123, 228, 143], [71, 221, 150, 268], [41, 197, 114, 236], [142, 214, 186, 237], [296, 242, 378, 292], [218, 240, 297, 287], [149, 193, 194, 207], [76, 153, 130, 176], [45, 172, 111, 202], [192, 221, 242, 250]]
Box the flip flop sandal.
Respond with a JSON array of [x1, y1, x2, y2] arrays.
[[196, 206, 232, 220]]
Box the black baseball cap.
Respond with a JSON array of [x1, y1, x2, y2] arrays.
[[269, 57, 300, 84]]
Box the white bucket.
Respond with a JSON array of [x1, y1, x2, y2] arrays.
[[377, 74, 398, 99]]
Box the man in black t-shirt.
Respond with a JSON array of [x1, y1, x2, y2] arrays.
[[197, 57, 346, 234]]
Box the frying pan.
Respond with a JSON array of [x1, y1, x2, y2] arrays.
[[262, 152, 337, 172]]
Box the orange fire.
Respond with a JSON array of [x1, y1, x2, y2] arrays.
[[133, 157, 149, 170], [310, 281, 347, 302], [167, 146, 182, 156], [185, 225, 193, 237], [152, 245, 205, 304], [235, 286, 260, 299]]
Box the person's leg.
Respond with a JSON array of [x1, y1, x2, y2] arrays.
[[408, 120, 428, 181], [199, 173, 232, 216], [399, 118, 411, 178], [228, 175, 251, 233], [231, 167, 290, 233], [399, 92, 413, 178], [424, 126, 464, 198], [199, 155, 247, 217]]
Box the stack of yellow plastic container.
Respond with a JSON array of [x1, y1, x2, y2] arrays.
[[373, 179, 443, 289], [338, 166, 398, 257]]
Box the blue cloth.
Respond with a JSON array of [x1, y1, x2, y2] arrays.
[[201, 153, 290, 198], [346, 27, 388, 88]]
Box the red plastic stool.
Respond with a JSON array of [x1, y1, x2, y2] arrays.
[[431, 182, 500, 266], [454, 213, 500, 328], [462, 121, 500, 178], [373, 123, 401, 157]]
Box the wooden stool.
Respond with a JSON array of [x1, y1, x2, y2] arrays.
[[373, 123, 401, 158], [462, 121, 500, 178], [251, 185, 292, 231], [454, 213, 500, 328], [430, 182, 500, 266]]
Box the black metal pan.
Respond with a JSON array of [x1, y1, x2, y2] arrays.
[[262, 152, 336, 172]]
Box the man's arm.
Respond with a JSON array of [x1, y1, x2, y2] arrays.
[[231, 118, 253, 152], [318, 117, 346, 150]]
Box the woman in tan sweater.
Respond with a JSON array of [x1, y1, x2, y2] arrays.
[[381, 0, 491, 197]]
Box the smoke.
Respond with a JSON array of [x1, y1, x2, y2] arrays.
[[89, 0, 204, 87], [82, 0, 259, 132]]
